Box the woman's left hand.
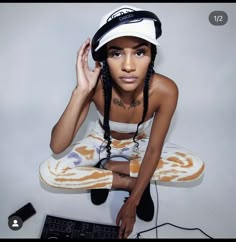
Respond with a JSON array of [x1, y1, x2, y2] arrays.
[[116, 198, 136, 239]]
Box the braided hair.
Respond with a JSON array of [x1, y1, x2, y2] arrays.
[[101, 44, 157, 158]]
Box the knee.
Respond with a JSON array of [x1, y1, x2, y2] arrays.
[[38, 160, 54, 187]]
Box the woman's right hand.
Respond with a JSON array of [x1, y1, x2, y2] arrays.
[[76, 38, 101, 93]]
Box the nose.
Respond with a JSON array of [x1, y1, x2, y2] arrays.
[[121, 55, 135, 72]]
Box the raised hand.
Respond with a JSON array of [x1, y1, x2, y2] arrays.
[[76, 38, 101, 94]]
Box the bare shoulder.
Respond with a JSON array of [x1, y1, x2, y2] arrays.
[[150, 72, 179, 98]]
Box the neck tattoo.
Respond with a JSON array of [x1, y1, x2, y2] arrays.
[[113, 97, 141, 110]]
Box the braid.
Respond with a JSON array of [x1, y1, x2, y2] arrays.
[[133, 61, 154, 149], [101, 60, 112, 158], [133, 44, 157, 150]]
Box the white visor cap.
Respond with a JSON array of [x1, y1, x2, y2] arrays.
[[95, 5, 160, 52]]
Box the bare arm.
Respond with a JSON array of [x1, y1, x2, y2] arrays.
[[50, 90, 91, 154], [129, 78, 179, 205], [50, 38, 101, 154]]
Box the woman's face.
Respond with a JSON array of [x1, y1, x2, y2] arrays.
[[106, 36, 152, 92]]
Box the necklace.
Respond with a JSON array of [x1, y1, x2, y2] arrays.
[[113, 97, 141, 110]]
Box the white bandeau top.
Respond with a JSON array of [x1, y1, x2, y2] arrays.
[[97, 111, 154, 134]]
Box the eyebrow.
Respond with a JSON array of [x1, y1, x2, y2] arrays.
[[107, 42, 149, 51]]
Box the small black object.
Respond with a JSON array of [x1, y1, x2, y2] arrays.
[[91, 188, 109, 205], [8, 202, 36, 222], [40, 215, 119, 239]]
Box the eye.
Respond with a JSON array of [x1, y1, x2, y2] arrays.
[[109, 50, 122, 58], [136, 49, 145, 57]]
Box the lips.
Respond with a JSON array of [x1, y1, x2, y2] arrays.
[[120, 76, 138, 83]]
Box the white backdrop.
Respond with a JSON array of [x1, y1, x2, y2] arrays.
[[0, 3, 235, 238]]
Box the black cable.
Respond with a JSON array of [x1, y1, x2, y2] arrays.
[[154, 180, 159, 238], [135, 221, 214, 239], [135, 182, 213, 239]]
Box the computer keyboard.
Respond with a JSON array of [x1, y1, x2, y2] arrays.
[[40, 215, 119, 239]]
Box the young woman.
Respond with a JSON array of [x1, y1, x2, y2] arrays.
[[39, 5, 205, 239]]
